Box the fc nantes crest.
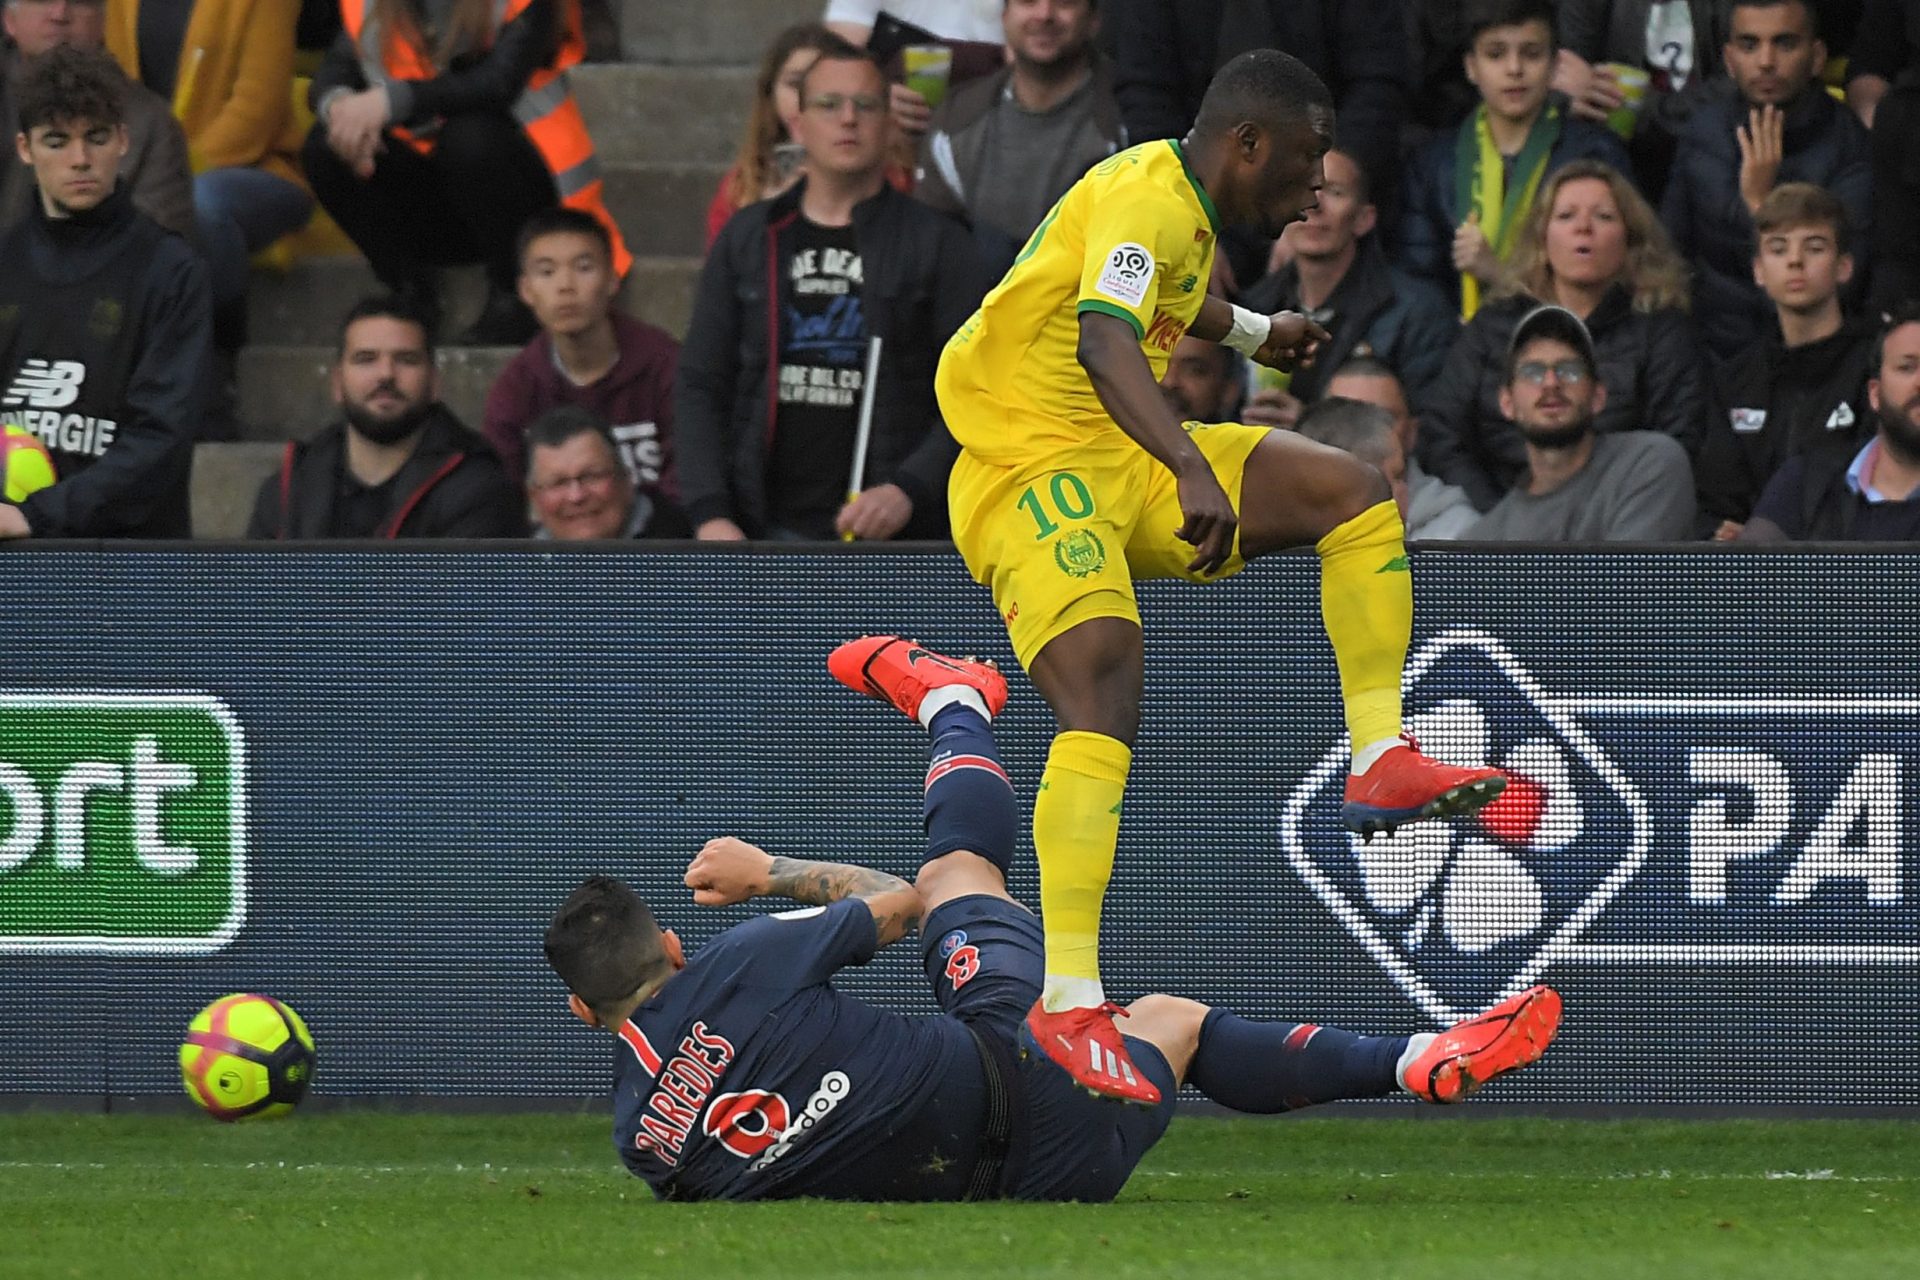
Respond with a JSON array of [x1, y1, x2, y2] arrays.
[[1053, 529, 1107, 578]]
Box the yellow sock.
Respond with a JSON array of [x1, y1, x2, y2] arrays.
[[1033, 730, 1131, 1011], [1316, 500, 1412, 758]]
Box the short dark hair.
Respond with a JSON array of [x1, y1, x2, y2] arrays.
[[16, 44, 126, 134], [516, 207, 615, 271], [1327, 355, 1404, 387], [1870, 302, 1920, 379], [1295, 397, 1398, 465], [797, 44, 886, 103], [1752, 182, 1850, 254], [1325, 145, 1372, 204], [524, 404, 618, 457], [544, 877, 672, 1011], [1730, 0, 1819, 38], [1461, 0, 1558, 48], [1193, 48, 1333, 138], [337, 293, 436, 358]]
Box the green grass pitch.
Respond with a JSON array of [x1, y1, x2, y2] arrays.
[[4, 1111, 1915, 1278]]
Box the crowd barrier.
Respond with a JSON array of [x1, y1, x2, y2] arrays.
[[1, 543, 1914, 1106]]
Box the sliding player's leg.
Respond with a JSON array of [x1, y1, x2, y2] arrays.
[[1121, 985, 1563, 1109]]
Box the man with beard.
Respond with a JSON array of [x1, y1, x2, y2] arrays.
[[1742, 307, 1920, 541], [246, 295, 523, 538], [914, 0, 1126, 272], [1469, 305, 1695, 541], [1157, 334, 1242, 423]]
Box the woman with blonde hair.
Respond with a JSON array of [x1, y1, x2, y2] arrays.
[[705, 23, 851, 248], [1420, 159, 1706, 510], [303, 0, 631, 344]]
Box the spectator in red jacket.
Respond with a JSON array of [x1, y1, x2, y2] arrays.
[[484, 208, 683, 532]]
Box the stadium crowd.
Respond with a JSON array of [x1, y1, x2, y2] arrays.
[[2, 0, 1919, 542]]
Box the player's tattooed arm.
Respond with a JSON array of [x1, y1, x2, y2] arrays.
[[684, 837, 923, 946], [764, 856, 923, 946]]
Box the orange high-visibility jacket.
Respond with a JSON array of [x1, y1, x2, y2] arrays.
[[339, 0, 632, 276]]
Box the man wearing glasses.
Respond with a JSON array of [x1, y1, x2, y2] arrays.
[[0, 0, 193, 237], [1468, 305, 1696, 541], [524, 405, 688, 540], [676, 41, 990, 544]]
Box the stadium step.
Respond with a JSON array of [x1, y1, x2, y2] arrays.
[[572, 63, 754, 165], [191, 441, 284, 539], [247, 255, 701, 348], [235, 344, 516, 443], [618, 0, 821, 64]]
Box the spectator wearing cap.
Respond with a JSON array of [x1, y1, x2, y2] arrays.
[[1421, 159, 1705, 512], [1326, 357, 1481, 539], [1241, 147, 1458, 422], [1741, 306, 1920, 541], [1661, 0, 1871, 360], [524, 405, 685, 539], [1399, 0, 1630, 319], [1469, 305, 1696, 540], [914, 0, 1124, 274], [1697, 182, 1875, 539], [676, 45, 989, 542]]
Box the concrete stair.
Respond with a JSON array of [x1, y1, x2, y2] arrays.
[[221, 6, 817, 533], [618, 0, 821, 63]]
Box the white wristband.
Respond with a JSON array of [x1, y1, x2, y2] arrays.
[[1221, 304, 1270, 357]]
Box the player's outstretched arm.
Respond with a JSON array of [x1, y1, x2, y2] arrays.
[[684, 837, 923, 947]]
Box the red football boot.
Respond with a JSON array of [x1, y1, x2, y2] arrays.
[[1020, 1000, 1164, 1106], [828, 635, 1009, 721], [1342, 734, 1506, 837], [1401, 985, 1563, 1103]]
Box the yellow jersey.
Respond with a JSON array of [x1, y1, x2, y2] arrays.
[[937, 139, 1221, 468]]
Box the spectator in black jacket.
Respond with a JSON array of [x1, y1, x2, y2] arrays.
[[1662, 0, 1871, 359], [1742, 305, 1920, 539], [1846, 0, 1920, 310], [1699, 183, 1875, 537], [1109, 0, 1406, 282], [246, 295, 524, 538], [676, 47, 988, 543], [1241, 148, 1459, 413], [0, 45, 206, 540], [1421, 159, 1706, 510], [1398, 0, 1631, 318]]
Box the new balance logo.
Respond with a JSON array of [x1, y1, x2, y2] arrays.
[[3, 360, 86, 409]]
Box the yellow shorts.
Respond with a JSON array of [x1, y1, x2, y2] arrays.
[[948, 422, 1271, 670]]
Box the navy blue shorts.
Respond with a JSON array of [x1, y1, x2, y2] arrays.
[[920, 894, 1178, 1203]]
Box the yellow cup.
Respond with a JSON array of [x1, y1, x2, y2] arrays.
[[1603, 63, 1651, 139], [903, 44, 953, 110]]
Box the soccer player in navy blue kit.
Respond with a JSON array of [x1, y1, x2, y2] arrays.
[[543, 637, 1562, 1202]]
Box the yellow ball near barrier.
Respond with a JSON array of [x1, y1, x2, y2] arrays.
[[179, 993, 317, 1122], [2, 424, 57, 502]]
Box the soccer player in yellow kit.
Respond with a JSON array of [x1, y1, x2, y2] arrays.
[[935, 50, 1507, 1103]]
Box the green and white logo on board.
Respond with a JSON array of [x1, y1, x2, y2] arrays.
[[0, 693, 246, 953]]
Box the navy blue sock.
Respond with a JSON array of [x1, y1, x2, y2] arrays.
[[1187, 1009, 1409, 1113], [921, 703, 1016, 876]]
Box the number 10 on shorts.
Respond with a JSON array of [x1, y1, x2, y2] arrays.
[[1017, 473, 1097, 540]]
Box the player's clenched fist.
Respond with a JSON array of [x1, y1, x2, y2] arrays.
[[1173, 464, 1238, 576], [684, 836, 773, 906], [1252, 311, 1331, 371]]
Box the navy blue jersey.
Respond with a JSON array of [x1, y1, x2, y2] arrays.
[[609, 900, 988, 1201]]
